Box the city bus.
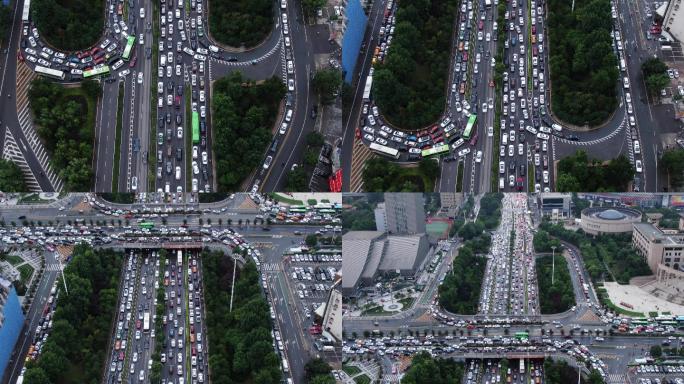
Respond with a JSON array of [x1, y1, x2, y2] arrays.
[[143, 312, 150, 332], [369, 142, 400, 159], [421, 144, 449, 157], [192, 111, 200, 144], [519, 359, 525, 374], [177, 250, 183, 266], [138, 221, 154, 229], [83, 65, 110, 78], [35, 65, 66, 80], [514, 331, 528, 340], [122, 35, 136, 60], [463, 114, 477, 140]]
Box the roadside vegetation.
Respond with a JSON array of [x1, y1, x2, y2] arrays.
[[201, 249, 281, 383], [372, 0, 458, 129], [0, 3, 11, 43], [304, 358, 335, 384], [640, 206, 683, 229], [23, 245, 124, 384], [212, 72, 286, 191], [544, 359, 605, 384], [641, 58, 670, 96], [539, 221, 651, 284], [341, 194, 382, 231], [362, 158, 439, 191], [33, 0, 104, 50], [208, 0, 273, 48], [401, 352, 464, 384], [313, 68, 342, 105], [660, 148, 684, 190], [284, 132, 325, 191], [29, 78, 99, 190], [547, 0, 619, 126], [439, 193, 503, 314], [0, 159, 28, 191], [556, 150, 634, 192], [533, 230, 562, 252], [536, 255, 575, 314]]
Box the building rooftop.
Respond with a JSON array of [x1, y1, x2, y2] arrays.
[[379, 235, 425, 271], [634, 223, 665, 239], [341, 231, 384, 289], [597, 209, 627, 220]]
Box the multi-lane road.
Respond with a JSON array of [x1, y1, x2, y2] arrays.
[[1, 0, 333, 192], [343, 0, 679, 193]]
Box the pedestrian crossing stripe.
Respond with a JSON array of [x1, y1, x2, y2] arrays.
[[261, 263, 280, 272], [607, 373, 625, 384], [45, 264, 63, 271]]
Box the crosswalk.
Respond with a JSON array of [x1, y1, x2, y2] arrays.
[[45, 264, 64, 272], [2, 128, 41, 191], [209, 35, 282, 67], [279, 40, 288, 81], [349, 139, 374, 191], [606, 373, 626, 384], [15, 62, 64, 191], [554, 115, 625, 147], [261, 263, 281, 272]]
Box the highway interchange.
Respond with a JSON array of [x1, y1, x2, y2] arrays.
[[1, 193, 342, 384], [342, 0, 680, 193], [0, 0, 329, 193], [342, 193, 684, 383]]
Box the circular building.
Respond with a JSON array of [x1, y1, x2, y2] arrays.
[[580, 207, 642, 235]]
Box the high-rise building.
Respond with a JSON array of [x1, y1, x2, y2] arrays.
[[0, 277, 24, 380], [662, 0, 684, 43], [384, 193, 425, 234], [374, 203, 387, 232]]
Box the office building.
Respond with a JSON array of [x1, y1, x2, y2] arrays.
[[662, 0, 684, 43], [633, 223, 684, 274], [580, 207, 642, 235], [0, 277, 24, 380], [384, 193, 425, 234], [539, 193, 572, 219]]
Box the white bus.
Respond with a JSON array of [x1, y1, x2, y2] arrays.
[[177, 250, 182, 266], [35, 65, 65, 80], [369, 142, 399, 159]]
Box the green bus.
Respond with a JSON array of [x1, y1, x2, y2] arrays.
[[192, 111, 200, 144], [463, 114, 477, 139], [421, 144, 450, 157], [514, 332, 529, 340], [122, 35, 136, 61], [83, 65, 110, 78], [139, 222, 154, 229]]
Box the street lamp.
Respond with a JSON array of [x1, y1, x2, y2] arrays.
[[551, 246, 557, 286]]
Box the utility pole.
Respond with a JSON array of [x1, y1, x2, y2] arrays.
[[56, 252, 68, 295], [551, 246, 557, 286]]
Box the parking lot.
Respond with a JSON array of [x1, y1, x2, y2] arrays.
[[479, 193, 538, 315], [462, 358, 545, 384]]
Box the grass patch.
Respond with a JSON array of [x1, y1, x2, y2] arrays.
[[354, 374, 371, 384], [398, 297, 415, 308], [269, 193, 304, 205], [602, 296, 645, 317], [18, 264, 35, 284], [456, 161, 464, 192], [528, 164, 535, 192], [360, 305, 396, 316], [112, 83, 124, 191], [5, 254, 24, 265], [343, 365, 361, 376], [185, 84, 192, 192], [17, 193, 51, 204]]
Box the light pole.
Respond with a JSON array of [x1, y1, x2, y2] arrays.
[[551, 246, 557, 286]]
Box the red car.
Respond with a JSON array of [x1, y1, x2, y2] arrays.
[[89, 46, 101, 56], [129, 56, 137, 68]]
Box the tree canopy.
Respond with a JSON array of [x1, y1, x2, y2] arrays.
[[547, 0, 619, 126], [212, 72, 286, 191], [641, 58, 670, 96], [362, 158, 438, 191], [372, 0, 457, 129], [0, 159, 27, 192], [201, 250, 281, 384], [536, 255, 575, 313], [313, 68, 342, 105], [29, 78, 97, 190], [33, 0, 104, 50], [0, 3, 11, 42], [660, 148, 684, 190], [209, 0, 273, 48], [401, 352, 464, 384], [24, 245, 124, 384], [556, 150, 634, 192]]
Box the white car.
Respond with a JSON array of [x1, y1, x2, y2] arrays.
[[279, 122, 288, 134], [287, 79, 295, 91], [177, 126, 183, 139], [137, 72, 143, 84], [200, 105, 206, 118], [475, 150, 482, 163], [199, 90, 205, 102], [192, 161, 199, 175], [202, 151, 208, 165], [633, 140, 640, 154], [263, 155, 273, 169], [635, 160, 643, 172], [139, 33, 144, 45], [543, 170, 549, 184], [192, 146, 199, 159], [139, 7, 145, 18], [488, 126, 494, 137]]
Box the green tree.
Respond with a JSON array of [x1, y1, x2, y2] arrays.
[[650, 345, 662, 358], [305, 234, 318, 247], [304, 358, 332, 381], [660, 148, 684, 189], [0, 4, 11, 42], [306, 131, 325, 147], [208, 0, 273, 47], [556, 173, 581, 192], [0, 159, 27, 191], [32, 0, 104, 50], [302, 0, 326, 17], [312, 68, 342, 105], [285, 167, 308, 191]]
